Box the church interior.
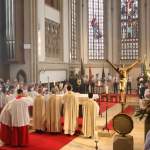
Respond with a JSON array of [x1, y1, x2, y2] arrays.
[[0, 0, 150, 149]]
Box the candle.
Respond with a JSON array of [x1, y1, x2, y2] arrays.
[[105, 85, 109, 94]]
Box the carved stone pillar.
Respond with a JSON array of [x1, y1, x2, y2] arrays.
[[106, 0, 113, 62], [29, 0, 38, 82], [146, 0, 150, 67]]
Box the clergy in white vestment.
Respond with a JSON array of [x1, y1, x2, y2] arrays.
[[33, 88, 46, 132], [0, 100, 12, 145], [4, 91, 15, 104], [45, 88, 62, 132], [0, 90, 5, 112], [63, 84, 79, 135], [0, 89, 33, 146], [82, 93, 99, 138]]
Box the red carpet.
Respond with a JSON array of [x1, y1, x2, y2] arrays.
[[107, 105, 135, 130], [1, 133, 76, 150], [99, 102, 116, 113]]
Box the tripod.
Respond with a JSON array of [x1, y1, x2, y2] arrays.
[[102, 94, 109, 132]]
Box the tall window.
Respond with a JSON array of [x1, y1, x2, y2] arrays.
[[88, 0, 104, 60], [120, 0, 139, 60], [71, 0, 80, 61], [5, 0, 15, 61]]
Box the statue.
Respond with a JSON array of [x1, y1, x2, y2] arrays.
[[106, 59, 140, 103]]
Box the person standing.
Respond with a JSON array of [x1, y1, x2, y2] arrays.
[[113, 75, 119, 94], [0, 89, 33, 146], [33, 88, 46, 133], [45, 88, 62, 133], [126, 75, 132, 94], [63, 84, 79, 135], [82, 93, 99, 138]]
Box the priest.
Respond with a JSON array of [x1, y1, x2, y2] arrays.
[[63, 84, 79, 135], [82, 93, 99, 138], [33, 88, 46, 132], [45, 88, 62, 132]]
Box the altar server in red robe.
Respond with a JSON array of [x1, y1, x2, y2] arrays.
[[0, 89, 33, 146]]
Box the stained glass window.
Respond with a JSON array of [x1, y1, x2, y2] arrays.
[[71, 0, 80, 61], [121, 0, 139, 60], [88, 0, 104, 60]]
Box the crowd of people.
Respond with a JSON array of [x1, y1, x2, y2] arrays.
[[69, 72, 134, 95], [0, 79, 99, 147], [0, 74, 150, 148]]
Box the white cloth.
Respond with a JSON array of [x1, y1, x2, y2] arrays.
[[63, 91, 79, 135], [0, 92, 5, 109], [33, 94, 46, 131], [82, 99, 99, 137], [1, 96, 33, 127], [4, 94, 15, 104], [45, 94, 62, 132], [0, 101, 12, 126], [28, 91, 38, 99]]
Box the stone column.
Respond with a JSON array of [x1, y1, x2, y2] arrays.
[[106, 0, 113, 62], [140, 0, 146, 58], [30, 0, 38, 82], [63, 0, 69, 64], [112, 0, 120, 65], [80, 0, 88, 64], [146, 0, 150, 68]]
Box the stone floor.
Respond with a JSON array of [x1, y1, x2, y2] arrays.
[[61, 96, 144, 150], [61, 117, 144, 150]]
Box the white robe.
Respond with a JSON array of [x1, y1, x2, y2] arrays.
[[28, 91, 38, 99], [0, 96, 33, 146], [0, 101, 12, 126], [0, 96, 33, 126], [0, 92, 5, 110], [8, 96, 33, 127], [33, 94, 46, 131], [45, 94, 62, 132], [63, 91, 79, 135], [4, 94, 15, 104], [82, 99, 99, 138]]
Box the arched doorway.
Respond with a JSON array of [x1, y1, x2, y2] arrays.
[[16, 70, 27, 83]]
